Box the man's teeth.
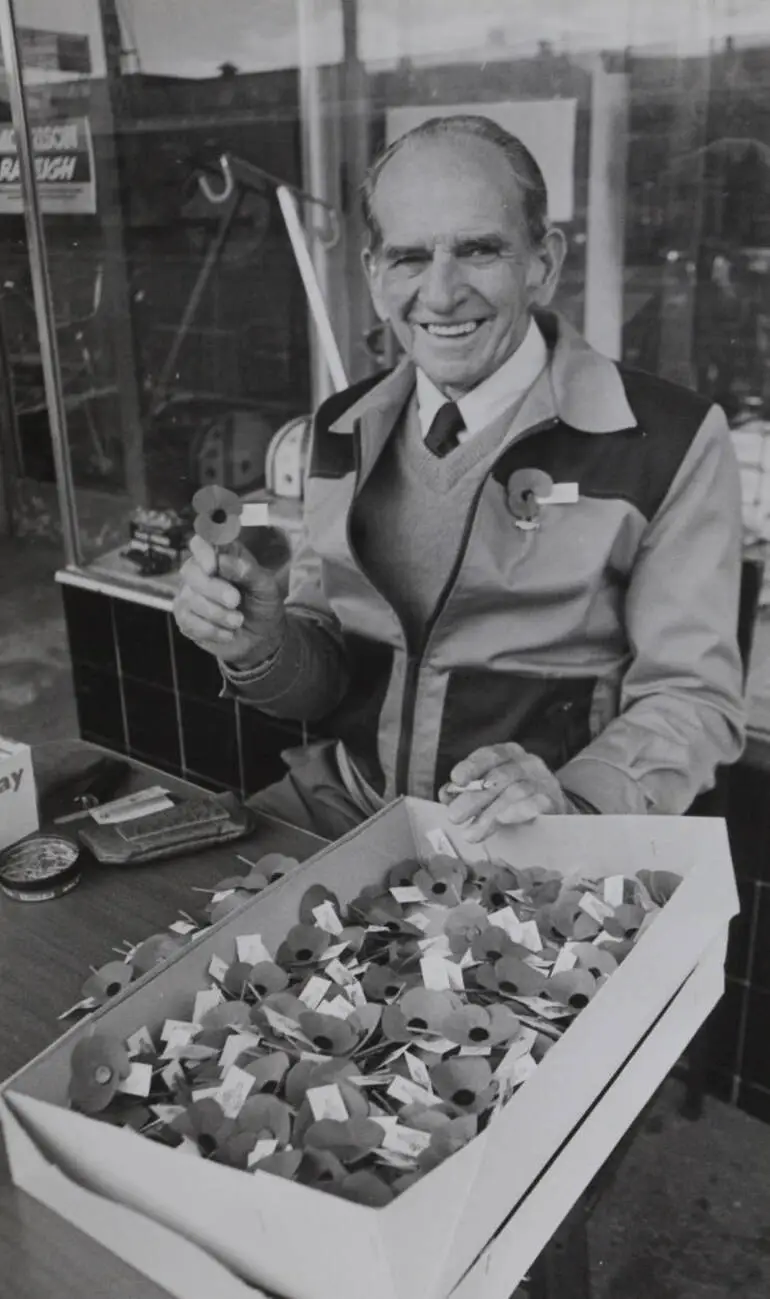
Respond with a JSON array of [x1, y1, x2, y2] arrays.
[[423, 321, 480, 337]]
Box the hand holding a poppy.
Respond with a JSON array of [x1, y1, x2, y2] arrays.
[[439, 742, 574, 841], [173, 523, 286, 666]]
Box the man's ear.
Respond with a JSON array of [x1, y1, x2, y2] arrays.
[[362, 247, 390, 323], [526, 227, 567, 307]]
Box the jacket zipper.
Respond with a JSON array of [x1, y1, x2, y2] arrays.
[[393, 415, 561, 794]]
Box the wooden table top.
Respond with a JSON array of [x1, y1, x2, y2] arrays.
[[0, 740, 325, 1299]]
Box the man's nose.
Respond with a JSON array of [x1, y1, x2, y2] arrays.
[[419, 249, 462, 313]]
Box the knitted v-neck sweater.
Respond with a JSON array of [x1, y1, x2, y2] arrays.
[[352, 392, 522, 647]]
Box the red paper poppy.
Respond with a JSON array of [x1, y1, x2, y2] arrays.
[[418, 1115, 477, 1171], [444, 902, 489, 957], [297, 1149, 347, 1188], [222, 961, 256, 998], [505, 468, 553, 523], [331, 1170, 394, 1207], [299, 884, 342, 927], [243, 1051, 291, 1094], [430, 1059, 497, 1115], [304, 1117, 384, 1164], [284, 1058, 362, 1109], [253, 1149, 303, 1180], [381, 988, 461, 1042], [568, 942, 618, 979], [199, 1000, 252, 1032], [470, 926, 521, 964], [637, 869, 681, 907], [413, 856, 467, 906], [481, 867, 523, 912], [478, 955, 549, 999], [69, 1033, 132, 1114], [546, 969, 598, 1011], [130, 932, 190, 977], [276, 923, 330, 968], [361, 964, 410, 1004], [387, 859, 421, 889], [245, 961, 289, 999], [172, 1097, 235, 1157], [81, 960, 135, 1005], [603, 904, 645, 940], [206, 891, 253, 925], [192, 485, 243, 547], [236, 1094, 292, 1145], [442, 1003, 521, 1049]]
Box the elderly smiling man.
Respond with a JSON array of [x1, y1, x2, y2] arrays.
[[173, 114, 745, 841]]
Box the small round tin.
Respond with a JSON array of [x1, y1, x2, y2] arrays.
[[0, 834, 81, 901]]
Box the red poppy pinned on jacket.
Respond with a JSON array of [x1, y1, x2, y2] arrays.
[[69, 1033, 132, 1113], [506, 468, 553, 530], [192, 484, 243, 547]]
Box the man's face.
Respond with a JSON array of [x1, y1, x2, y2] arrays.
[[363, 136, 556, 396]]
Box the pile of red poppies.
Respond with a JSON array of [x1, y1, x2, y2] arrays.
[[67, 853, 680, 1207]]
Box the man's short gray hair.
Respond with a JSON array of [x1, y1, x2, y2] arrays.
[[361, 114, 550, 252]]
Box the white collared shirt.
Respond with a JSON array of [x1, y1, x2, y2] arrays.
[[416, 315, 548, 443]]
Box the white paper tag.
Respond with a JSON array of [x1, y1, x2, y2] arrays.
[[488, 907, 524, 943], [518, 920, 543, 953], [312, 901, 343, 935], [459, 1044, 492, 1057], [320, 942, 348, 963], [219, 1031, 262, 1073], [126, 1025, 155, 1057], [343, 979, 367, 1008], [539, 482, 579, 505], [215, 1065, 255, 1119], [404, 1052, 433, 1091], [324, 957, 354, 986], [322, 995, 356, 1020], [160, 1059, 184, 1089], [387, 1075, 441, 1108], [412, 1036, 457, 1055], [208, 954, 230, 983], [91, 793, 174, 825], [381, 1124, 432, 1157], [168, 920, 197, 936], [240, 503, 270, 528], [236, 933, 273, 965], [425, 829, 458, 857], [603, 875, 626, 907], [88, 786, 170, 824], [299, 975, 333, 1010], [210, 889, 235, 905], [151, 1103, 186, 1124], [552, 947, 578, 974], [248, 1138, 279, 1167], [390, 886, 427, 904], [407, 912, 430, 932], [262, 1008, 305, 1040], [57, 996, 98, 1020], [307, 1083, 349, 1122], [161, 1018, 198, 1043], [116, 1061, 153, 1097], [420, 954, 451, 991], [579, 893, 614, 924], [193, 988, 223, 1022]]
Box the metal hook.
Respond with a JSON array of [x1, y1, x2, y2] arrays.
[[198, 154, 234, 205]]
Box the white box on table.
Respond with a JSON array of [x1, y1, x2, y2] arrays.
[[0, 800, 738, 1299], [0, 735, 38, 852]]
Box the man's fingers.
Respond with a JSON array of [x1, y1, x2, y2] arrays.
[[450, 743, 527, 786], [188, 533, 217, 575], [180, 557, 242, 611], [463, 788, 552, 842], [178, 589, 244, 633], [175, 607, 237, 647]]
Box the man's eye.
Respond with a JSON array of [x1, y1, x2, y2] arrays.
[[391, 253, 427, 269], [458, 246, 500, 263]]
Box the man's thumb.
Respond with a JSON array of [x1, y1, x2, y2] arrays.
[[216, 542, 267, 590]]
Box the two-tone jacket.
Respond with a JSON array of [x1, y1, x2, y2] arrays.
[[235, 311, 745, 815]]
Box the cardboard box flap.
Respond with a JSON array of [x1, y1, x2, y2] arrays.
[[0, 1095, 262, 1299], [7, 1091, 396, 1299]]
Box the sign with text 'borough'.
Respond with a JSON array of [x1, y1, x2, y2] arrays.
[[0, 117, 96, 215]]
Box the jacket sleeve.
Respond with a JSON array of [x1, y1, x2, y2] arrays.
[[220, 490, 350, 724], [558, 403, 746, 814]]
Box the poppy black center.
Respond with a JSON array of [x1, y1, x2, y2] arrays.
[[385, 921, 400, 932], [386, 985, 400, 998], [588, 967, 601, 979], [296, 948, 313, 961], [500, 980, 519, 995], [264, 1079, 279, 1094], [407, 1016, 428, 1031], [432, 881, 447, 895], [253, 983, 266, 996], [452, 1088, 476, 1108], [569, 993, 590, 1009], [491, 891, 505, 909], [315, 1035, 334, 1052], [106, 981, 122, 997], [198, 1134, 217, 1156], [487, 946, 503, 960], [211, 508, 227, 524], [468, 1027, 489, 1043]]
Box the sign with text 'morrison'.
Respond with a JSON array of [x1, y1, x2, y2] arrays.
[[0, 117, 96, 215]]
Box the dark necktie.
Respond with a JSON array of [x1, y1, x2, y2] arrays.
[[424, 401, 465, 458]]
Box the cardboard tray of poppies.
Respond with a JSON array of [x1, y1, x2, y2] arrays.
[[0, 798, 738, 1299]]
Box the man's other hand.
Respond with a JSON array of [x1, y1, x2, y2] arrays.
[[439, 742, 571, 841], [173, 535, 286, 666]]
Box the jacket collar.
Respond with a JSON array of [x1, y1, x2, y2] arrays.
[[328, 310, 638, 455]]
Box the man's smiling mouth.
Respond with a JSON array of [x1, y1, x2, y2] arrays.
[[418, 321, 484, 338]]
